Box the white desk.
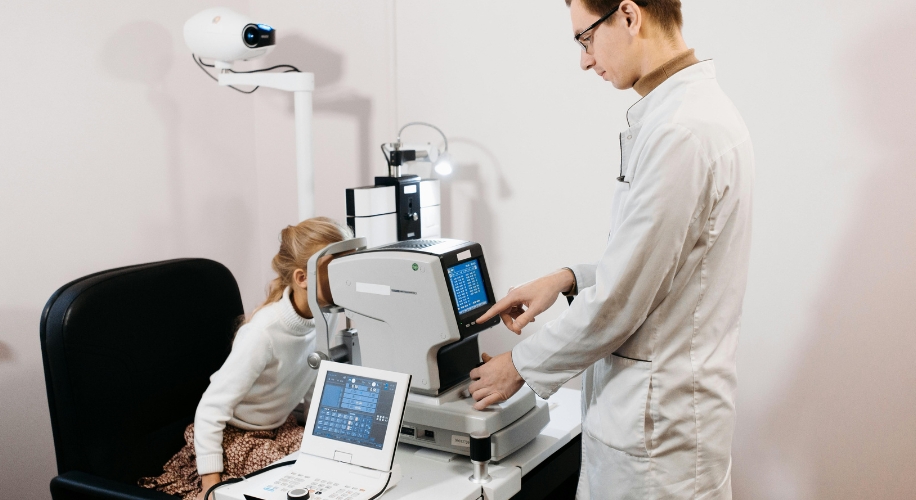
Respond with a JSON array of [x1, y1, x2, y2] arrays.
[[216, 388, 581, 500], [388, 388, 581, 500]]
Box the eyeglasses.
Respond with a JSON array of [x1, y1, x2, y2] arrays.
[[574, 1, 648, 53]]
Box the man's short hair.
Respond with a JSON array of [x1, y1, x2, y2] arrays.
[[566, 0, 684, 34]]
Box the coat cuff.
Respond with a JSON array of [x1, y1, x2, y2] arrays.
[[560, 267, 578, 296], [197, 454, 224, 476], [511, 342, 560, 400], [566, 264, 597, 293]]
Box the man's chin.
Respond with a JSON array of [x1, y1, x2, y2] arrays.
[[608, 78, 628, 90], [599, 72, 623, 88]]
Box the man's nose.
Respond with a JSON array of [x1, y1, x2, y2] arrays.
[[580, 50, 595, 71]]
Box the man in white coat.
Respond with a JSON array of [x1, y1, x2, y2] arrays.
[[469, 0, 753, 498]]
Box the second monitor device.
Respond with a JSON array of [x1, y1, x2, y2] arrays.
[[214, 361, 411, 500]]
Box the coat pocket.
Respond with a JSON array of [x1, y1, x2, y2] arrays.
[[584, 354, 652, 458]]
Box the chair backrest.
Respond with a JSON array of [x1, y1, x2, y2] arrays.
[[40, 259, 244, 484]]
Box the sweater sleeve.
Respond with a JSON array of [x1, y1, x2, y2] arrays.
[[194, 325, 272, 475], [512, 124, 714, 398]]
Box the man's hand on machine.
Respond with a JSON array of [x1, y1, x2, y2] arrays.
[[476, 269, 576, 334], [469, 352, 525, 410]]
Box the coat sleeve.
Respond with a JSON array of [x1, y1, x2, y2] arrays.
[[566, 263, 598, 295], [512, 124, 715, 398], [194, 325, 272, 475]]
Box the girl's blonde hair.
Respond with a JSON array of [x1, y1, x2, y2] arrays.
[[249, 217, 353, 320]]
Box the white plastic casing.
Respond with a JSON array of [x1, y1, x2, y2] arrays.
[[300, 362, 411, 472], [349, 186, 396, 216], [420, 179, 442, 238], [351, 215, 398, 248], [419, 179, 441, 208], [183, 8, 274, 68]]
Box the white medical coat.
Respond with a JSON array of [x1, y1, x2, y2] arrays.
[[512, 61, 753, 499]]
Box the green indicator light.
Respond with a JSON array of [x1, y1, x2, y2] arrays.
[[412, 263, 419, 271]]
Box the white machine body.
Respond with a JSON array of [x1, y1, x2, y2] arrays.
[[328, 239, 490, 395], [323, 239, 550, 460]]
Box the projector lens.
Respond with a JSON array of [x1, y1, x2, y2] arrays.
[[243, 25, 260, 47]]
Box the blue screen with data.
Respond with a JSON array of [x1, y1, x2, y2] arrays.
[[313, 372, 397, 450], [447, 259, 489, 316]]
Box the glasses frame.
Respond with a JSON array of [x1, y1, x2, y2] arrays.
[[574, 1, 648, 53]]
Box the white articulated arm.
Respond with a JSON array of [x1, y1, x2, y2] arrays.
[[218, 71, 316, 221]]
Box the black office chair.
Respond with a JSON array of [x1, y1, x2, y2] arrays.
[[40, 259, 244, 499]]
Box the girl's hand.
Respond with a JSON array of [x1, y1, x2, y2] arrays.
[[197, 473, 222, 500]]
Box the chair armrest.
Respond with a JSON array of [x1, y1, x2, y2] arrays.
[[51, 471, 179, 500]]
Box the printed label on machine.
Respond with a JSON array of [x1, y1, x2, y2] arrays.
[[451, 435, 470, 447], [355, 282, 390, 295]]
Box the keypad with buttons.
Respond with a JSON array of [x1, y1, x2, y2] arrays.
[[261, 472, 365, 498], [262, 472, 307, 493]]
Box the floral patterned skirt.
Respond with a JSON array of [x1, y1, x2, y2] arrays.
[[138, 414, 304, 500]]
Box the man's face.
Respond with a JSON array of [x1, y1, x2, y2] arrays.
[[570, 0, 641, 89]]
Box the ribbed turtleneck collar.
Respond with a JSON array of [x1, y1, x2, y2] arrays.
[[633, 49, 700, 97], [279, 286, 315, 334]]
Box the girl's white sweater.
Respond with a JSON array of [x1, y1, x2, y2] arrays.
[[194, 287, 316, 475]]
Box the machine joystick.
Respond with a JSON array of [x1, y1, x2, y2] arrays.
[[468, 433, 493, 484], [287, 488, 310, 499]]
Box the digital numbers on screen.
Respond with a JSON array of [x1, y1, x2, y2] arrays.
[[447, 259, 489, 316]]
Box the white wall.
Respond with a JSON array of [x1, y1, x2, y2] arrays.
[[3, 1, 915, 498], [0, 1, 395, 497], [1, 2, 256, 497]]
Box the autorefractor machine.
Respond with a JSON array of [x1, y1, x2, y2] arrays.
[[306, 238, 550, 461]]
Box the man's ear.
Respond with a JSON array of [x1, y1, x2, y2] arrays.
[[620, 0, 643, 34], [292, 269, 308, 290]]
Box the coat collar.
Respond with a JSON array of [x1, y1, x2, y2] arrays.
[[626, 60, 717, 127], [633, 49, 700, 97]]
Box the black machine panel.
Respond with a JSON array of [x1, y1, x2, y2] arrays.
[[374, 175, 422, 241]]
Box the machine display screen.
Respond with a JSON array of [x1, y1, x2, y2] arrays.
[[312, 371, 398, 450], [447, 259, 489, 316]]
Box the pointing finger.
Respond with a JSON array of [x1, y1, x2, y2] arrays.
[[476, 293, 518, 323]]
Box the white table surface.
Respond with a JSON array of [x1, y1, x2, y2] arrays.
[[372, 387, 581, 500], [216, 388, 581, 500]]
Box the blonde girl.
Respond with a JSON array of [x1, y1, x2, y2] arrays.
[[139, 217, 352, 500]]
